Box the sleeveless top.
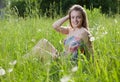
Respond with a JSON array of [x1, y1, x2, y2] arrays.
[[64, 36, 85, 61]]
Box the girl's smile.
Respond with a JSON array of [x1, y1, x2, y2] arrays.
[[70, 10, 83, 28]]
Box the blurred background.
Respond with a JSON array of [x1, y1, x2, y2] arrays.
[[0, 0, 120, 18]]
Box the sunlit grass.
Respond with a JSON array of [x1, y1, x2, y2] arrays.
[[0, 9, 120, 82]]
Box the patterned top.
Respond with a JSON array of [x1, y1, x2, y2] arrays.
[[64, 36, 84, 61]]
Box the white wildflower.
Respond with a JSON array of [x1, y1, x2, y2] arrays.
[[59, 40, 62, 44], [60, 75, 71, 82], [37, 29, 41, 32], [90, 37, 95, 42], [33, 58, 38, 61], [71, 66, 78, 72], [9, 60, 17, 66], [102, 27, 105, 29], [103, 31, 108, 35], [45, 62, 50, 66], [60, 70, 64, 72], [7, 68, 13, 73], [8, 1, 11, 5], [0, 67, 6, 76], [31, 39, 36, 42], [114, 19, 118, 24]]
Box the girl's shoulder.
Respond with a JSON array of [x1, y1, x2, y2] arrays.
[[68, 26, 73, 31], [79, 27, 92, 39], [81, 27, 91, 35]]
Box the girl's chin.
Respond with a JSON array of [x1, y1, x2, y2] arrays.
[[72, 25, 79, 28]]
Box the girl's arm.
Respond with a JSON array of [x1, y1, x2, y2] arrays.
[[82, 29, 94, 61], [52, 15, 69, 34], [88, 32, 94, 61]]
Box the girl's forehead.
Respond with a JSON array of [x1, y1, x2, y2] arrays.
[[70, 10, 82, 15]]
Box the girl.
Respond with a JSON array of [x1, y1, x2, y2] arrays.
[[24, 4, 94, 61]]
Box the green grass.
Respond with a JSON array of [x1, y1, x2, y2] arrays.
[[0, 9, 120, 82]]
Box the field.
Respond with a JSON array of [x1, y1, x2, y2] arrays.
[[0, 8, 120, 82]]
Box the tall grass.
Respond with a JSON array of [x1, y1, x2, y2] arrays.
[[0, 8, 120, 82]]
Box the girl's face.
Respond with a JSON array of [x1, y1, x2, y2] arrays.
[[70, 10, 83, 28]]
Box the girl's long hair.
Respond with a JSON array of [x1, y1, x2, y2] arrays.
[[68, 5, 89, 30]]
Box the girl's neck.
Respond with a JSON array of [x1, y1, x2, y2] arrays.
[[72, 26, 83, 31]]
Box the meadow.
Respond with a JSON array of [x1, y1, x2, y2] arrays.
[[0, 8, 120, 82]]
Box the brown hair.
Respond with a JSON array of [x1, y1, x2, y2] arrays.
[[68, 5, 89, 30]]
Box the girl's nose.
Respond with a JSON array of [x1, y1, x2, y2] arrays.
[[74, 18, 77, 22]]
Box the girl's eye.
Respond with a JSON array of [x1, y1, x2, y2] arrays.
[[77, 16, 81, 19], [71, 16, 74, 19]]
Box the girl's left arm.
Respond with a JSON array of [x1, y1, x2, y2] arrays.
[[88, 32, 94, 61]]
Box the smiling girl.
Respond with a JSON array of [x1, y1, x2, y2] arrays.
[[53, 4, 94, 61], [24, 5, 94, 62]]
